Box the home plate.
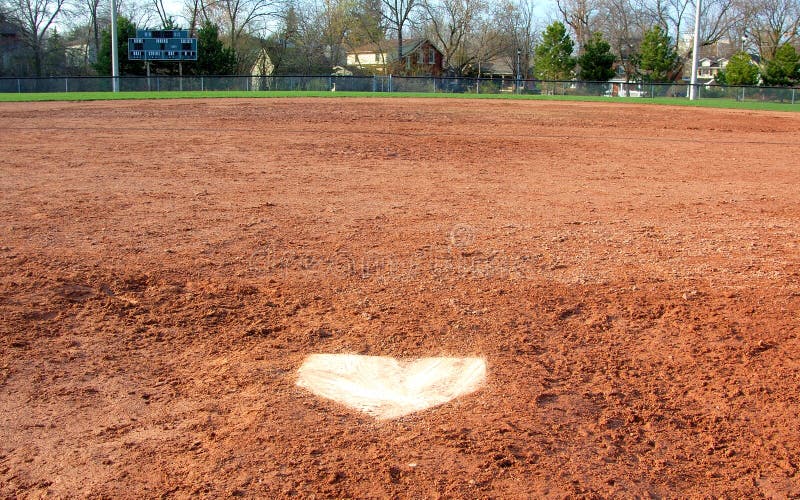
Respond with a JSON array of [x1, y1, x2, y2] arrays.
[[296, 354, 487, 419]]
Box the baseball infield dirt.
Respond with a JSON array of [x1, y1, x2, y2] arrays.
[[1, 97, 799, 497]]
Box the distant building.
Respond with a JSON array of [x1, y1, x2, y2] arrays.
[[345, 38, 444, 76], [251, 48, 275, 90], [477, 58, 513, 79], [696, 57, 729, 83], [65, 42, 92, 69], [1, 17, 26, 76]]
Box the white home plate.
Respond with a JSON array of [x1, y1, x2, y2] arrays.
[[296, 354, 487, 419]]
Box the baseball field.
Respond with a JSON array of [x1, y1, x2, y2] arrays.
[[1, 97, 799, 496]]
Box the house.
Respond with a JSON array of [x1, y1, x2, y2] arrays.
[[606, 64, 648, 97], [251, 48, 275, 90], [473, 58, 519, 92], [677, 57, 731, 86], [65, 42, 92, 68], [694, 57, 728, 83], [606, 76, 648, 97], [345, 38, 443, 76], [477, 58, 514, 79], [1, 16, 26, 76]]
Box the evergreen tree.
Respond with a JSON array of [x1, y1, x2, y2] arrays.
[[284, 3, 300, 42], [761, 44, 799, 86], [94, 16, 144, 75], [190, 21, 237, 75], [44, 29, 67, 76], [577, 32, 615, 82], [718, 51, 759, 86], [635, 25, 678, 82], [533, 21, 576, 81]]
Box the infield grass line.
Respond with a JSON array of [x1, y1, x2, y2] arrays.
[[0, 90, 798, 111]]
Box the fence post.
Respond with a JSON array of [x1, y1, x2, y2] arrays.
[[17, 79, 21, 93], [65, 78, 68, 93], [793, 88, 796, 105], [389, 74, 392, 93], [201, 76, 204, 92]]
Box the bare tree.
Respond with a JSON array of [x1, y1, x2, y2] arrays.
[[741, 0, 800, 59], [118, 0, 157, 28], [308, 0, 353, 68], [182, 0, 202, 34], [556, 0, 599, 52], [596, 0, 738, 80], [596, 0, 652, 78], [151, 0, 173, 27], [81, 0, 102, 61], [469, 15, 505, 74], [648, 0, 737, 59], [297, 0, 339, 70], [696, 0, 739, 56], [4, 0, 67, 75], [494, 0, 537, 77], [382, 0, 417, 59], [201, 0, 281, 56], [422, 0, 494, 74]]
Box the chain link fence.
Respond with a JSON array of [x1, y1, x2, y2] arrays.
[[1, 75, 797, 104]]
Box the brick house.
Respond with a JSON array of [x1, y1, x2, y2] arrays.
[[1, 16, 26, 75]]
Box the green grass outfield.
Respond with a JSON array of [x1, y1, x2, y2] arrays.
[[0, 90, 798, 111]]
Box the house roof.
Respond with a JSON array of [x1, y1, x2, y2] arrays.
[[479, 58, 513, 75], [348, 38, 435, 58], [1, 19, 21, 37], [699, 57, 728, 66]]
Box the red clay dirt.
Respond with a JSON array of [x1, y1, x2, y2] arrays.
[[0, 97, 799, 497]]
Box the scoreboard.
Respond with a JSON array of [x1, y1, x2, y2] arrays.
[[128, 29, 197, 61]]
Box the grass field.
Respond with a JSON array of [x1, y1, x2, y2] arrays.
[[0, 89, 798, 111]]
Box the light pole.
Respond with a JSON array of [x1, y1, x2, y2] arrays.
[[689, 0, 702, 100], [740, 33, 748, 101], [110, 0, 119, 92]]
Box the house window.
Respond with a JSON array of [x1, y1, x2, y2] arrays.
[[418, 50, 424, 64], [429, 48, 436, 64]]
